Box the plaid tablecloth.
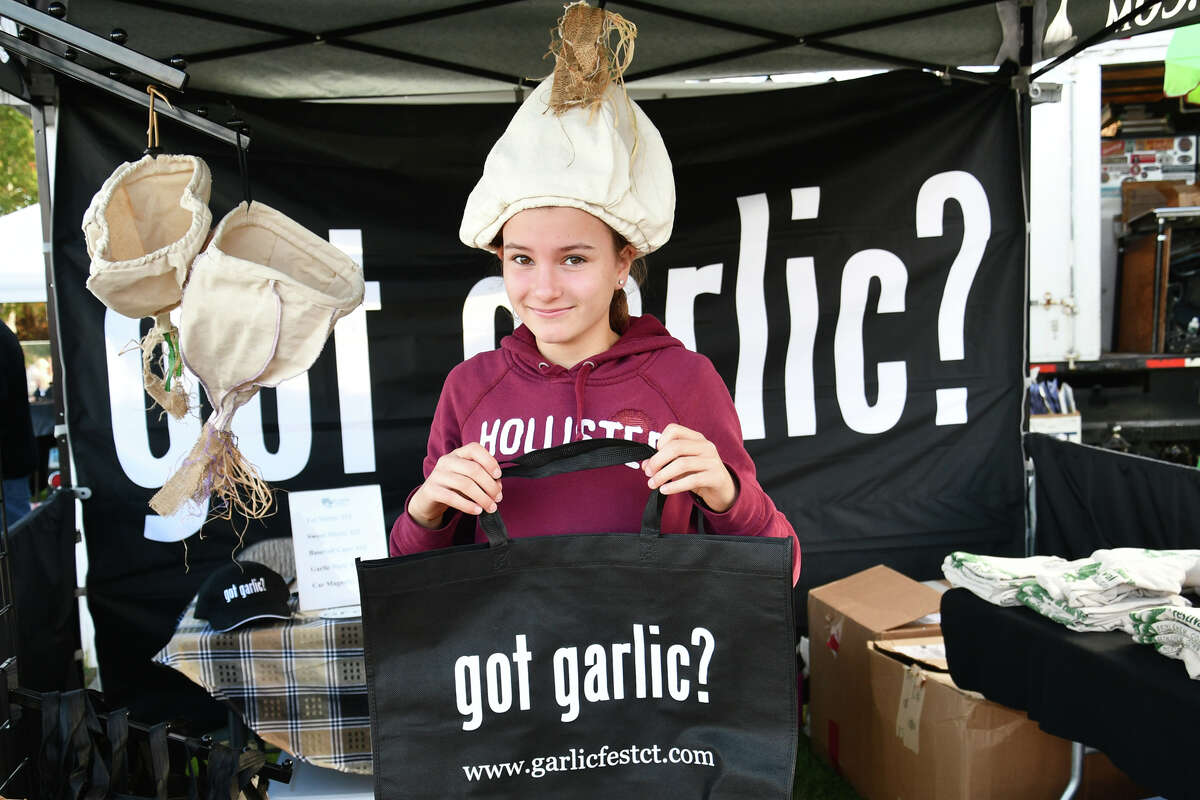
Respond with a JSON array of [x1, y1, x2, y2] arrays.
[[154, 598, 372, 775]]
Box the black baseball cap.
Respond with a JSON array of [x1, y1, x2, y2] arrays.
[[195, 560, 292, 632]]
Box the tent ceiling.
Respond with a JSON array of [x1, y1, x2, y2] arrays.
[[19, 0, 1190, 102]]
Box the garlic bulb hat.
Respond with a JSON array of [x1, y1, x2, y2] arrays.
[[459, 2, 675, 255], [149, 201, 364, 520], [82, 153, 212, 319]]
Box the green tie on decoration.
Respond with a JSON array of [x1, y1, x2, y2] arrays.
[[1165, 23, 1200, 103]]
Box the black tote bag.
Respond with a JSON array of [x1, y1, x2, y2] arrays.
[[358, 439, 796, 799]]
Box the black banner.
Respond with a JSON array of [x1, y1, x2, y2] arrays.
[[52, 70, 1025, 719]]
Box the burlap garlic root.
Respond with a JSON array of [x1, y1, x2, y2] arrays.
[[149, 201, 364, 522], [83, 154, 213, 419], [546, 1, 638, 117]]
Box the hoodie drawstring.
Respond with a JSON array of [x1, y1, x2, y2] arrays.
[[573, 360, 595, 441]]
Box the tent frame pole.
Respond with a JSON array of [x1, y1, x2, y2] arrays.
[[623, 0, 1008, 86], [1018, 1, 1035, 557], [795, 41, 1006, 85], [0, 30, 248, 148], [0, 0, 185, 89], [112, 0, 541, 87], [618, 0, 998, 42], [327, 39, 542, 88], [804, 0, 1001, 40], [29, 101, 67, 493]]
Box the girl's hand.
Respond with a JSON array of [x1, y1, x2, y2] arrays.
[[408, 443, 503, 529], [642, 423, 737, 513]]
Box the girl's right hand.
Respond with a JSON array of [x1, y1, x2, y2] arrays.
[[407, 443, 503, 530]]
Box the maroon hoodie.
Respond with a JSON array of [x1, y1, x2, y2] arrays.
[[389, 314, 801, 583]]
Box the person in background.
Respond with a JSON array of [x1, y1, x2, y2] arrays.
[[27, 356, 52, 400], [26, 357, 55, 495], [0, 323, 36, 525]]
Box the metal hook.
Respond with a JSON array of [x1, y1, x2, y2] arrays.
[[230, 120, 252, 211]]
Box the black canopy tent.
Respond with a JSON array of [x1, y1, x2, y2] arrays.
[[6, 0, 1195, 481], [0, 0, 1196, 756], [7, 0, 1199, 103]]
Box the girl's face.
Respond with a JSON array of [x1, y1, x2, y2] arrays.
[[500, 206, 634, 368]]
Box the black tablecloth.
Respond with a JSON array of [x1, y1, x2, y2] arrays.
[[942, 587, 1197, 800]]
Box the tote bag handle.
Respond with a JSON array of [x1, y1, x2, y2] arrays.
[[478, 439, 664, 547]]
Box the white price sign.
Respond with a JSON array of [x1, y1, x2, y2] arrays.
[[289, 484, 387, 611]]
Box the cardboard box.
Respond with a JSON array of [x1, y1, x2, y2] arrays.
[[808, 567, 1147, 800], [870, 637, 1070, 799], [868, 637, 1148, 800], [1121, 178, 1200, 223], [807, 565, 942, 799]]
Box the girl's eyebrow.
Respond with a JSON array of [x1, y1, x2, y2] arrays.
[[505, 242, 596, 252]]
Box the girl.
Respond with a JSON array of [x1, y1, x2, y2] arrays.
[[388, 3, 800, 583]]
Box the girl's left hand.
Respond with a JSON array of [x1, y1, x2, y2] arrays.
[[642, 423, 737, 513]]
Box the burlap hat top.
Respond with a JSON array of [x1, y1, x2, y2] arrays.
[[149, 201, 364, 522], [459, 0, 675, 256], [82, 153, 213, 418]]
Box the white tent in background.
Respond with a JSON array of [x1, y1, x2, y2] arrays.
[[0, 203, 45, 303]]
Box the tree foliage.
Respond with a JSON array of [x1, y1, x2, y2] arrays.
[[2, 301, 48, 341], [0, 104, 37, 215]]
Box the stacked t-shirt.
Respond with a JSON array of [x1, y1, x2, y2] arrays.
[[1092, 548, 1200, 594], [940, 552, 1075, 606], [1016, 579, 1189, 633], [1130, 606, 1200, 680], [1021, 549, 1199, 633], [944, 549, 1200, 633]]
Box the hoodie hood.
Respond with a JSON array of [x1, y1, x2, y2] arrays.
[[501, 314, 684, 380], [501, 314, 684, 442]]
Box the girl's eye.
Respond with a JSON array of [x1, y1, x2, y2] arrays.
[[563, 255, 586, 266], [510, 254, 533, 265]]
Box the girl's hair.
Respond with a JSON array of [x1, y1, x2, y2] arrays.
[[609, 229, 646, 335], [490, 222, 648, 334]]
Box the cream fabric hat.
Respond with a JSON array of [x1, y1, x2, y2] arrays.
[[150, 201, 364, 521], [459, 3, 675, 255], [82, 154, 213, 418]]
